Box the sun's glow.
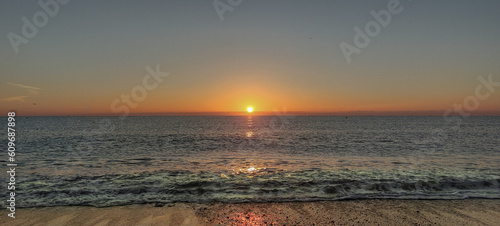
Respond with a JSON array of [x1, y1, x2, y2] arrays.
[[229, 166, 269, 177], [247, 107, 253, 113], [247, 166, 256, 172]]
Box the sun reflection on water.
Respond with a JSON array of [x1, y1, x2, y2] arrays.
[[221, 165, 275, 178], [245, 131, 254, 138], [246, 116, 254, 138], [234, 166, 268, 177]]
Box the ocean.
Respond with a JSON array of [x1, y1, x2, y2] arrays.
[[2, 116, 499, 207]]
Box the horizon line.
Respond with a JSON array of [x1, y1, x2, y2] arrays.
[[6, 110, 500, 117]]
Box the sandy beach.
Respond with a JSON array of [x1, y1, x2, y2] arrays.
[[2, 199, 499, 225]]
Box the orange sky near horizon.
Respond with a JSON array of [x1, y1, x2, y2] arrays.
[[2, 75, 500, 116]]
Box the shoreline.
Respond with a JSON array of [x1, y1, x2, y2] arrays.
[[2, 199, 500, 225]]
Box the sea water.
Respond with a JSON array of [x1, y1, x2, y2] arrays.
[[1, 116, 499, 207]]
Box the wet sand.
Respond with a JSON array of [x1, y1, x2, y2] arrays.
[[2, 199, 500, 225]]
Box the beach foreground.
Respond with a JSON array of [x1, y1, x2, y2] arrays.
[[2, 199, 499, 225]]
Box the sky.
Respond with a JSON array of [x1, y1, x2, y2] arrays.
[[1, 0, 499, 116]]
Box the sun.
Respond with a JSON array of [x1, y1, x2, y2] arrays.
[[247, 107, 253, 113]]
